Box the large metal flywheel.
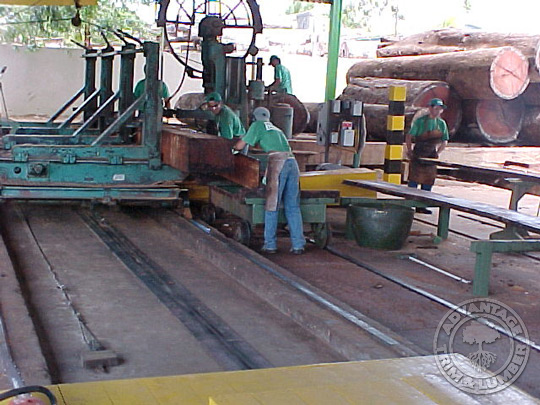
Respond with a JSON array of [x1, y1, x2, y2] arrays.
[[157, 0, 263, 75]]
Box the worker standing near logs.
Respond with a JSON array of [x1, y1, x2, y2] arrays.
[[405, 98, 449, 214], [233, 107, 305, 255]]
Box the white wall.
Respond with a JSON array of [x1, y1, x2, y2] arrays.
[[0, 43, 358, 117], [0, 44, 204, 118]]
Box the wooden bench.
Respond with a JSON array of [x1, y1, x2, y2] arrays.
[[343, 179, 540, 296]]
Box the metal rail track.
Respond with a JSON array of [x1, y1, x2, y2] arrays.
[[78, 209, 272, 371], [159, 210, 424, 358], [415, 215, 540, 263], [322, 246, 540, 353]]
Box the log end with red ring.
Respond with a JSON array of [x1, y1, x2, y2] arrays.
[[490, 47, 530, 100]]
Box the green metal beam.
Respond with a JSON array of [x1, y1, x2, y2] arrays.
[[324, 0, 342, 101]]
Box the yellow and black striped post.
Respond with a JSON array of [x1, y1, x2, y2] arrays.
[[384, 86, 406, 184]]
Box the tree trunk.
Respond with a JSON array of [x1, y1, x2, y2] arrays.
[[377, 44, 463, 58], [376, 29, 540, 83], [520, 83, 540, 106], [341, 77, 462, 136], [347, 47, 530, 100], [377, 29, 540, 56], [461, 99, 524, 144], [304, 102, 323, 133], [519, 106, 540, 145], [362, 104, 419, 141]]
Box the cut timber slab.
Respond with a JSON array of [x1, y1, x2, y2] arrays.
[[161, 126, 234, 173]]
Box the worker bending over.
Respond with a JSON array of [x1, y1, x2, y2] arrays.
[[234, 107, 305, 254], [266, 55, 293, 95], [205, 92, 246, 139]]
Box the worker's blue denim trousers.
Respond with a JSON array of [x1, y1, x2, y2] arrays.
[[263, 159, 306, 251]]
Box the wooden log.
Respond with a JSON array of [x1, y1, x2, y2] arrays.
[[341, 78, 462, 136], [270, 93, 309, 135], [518, 106, 540, 145], [520, 83, 540, 106], [161, 125, 235, 173], [347, 47, 530, 100], [361, 103, 418, 141], [304, 102, 323, 133], [461, 99, 524, 144], [377, 44, 463, 58], [377, 29, 540, 56], [219, 154, 260, 188], [376, 29, 540, 83]]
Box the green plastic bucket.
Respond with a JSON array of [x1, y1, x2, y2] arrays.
[[346, 202, 414, 250]]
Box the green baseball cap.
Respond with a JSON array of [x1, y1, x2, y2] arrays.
[[205, 92, 222, 102], [429, 98, 447, 108]]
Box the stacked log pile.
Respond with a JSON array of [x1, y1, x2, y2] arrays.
[[343, 28, 540, 144]]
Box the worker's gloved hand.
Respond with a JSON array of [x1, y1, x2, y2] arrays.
[[261, 176, 267, 185]]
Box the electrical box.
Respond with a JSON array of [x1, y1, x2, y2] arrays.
[[317, 99, 364, 148]]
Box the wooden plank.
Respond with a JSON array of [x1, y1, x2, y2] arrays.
[[219, 154, 260, 189], [429, 159, 540, 183], [161, 126, 235, 173], [429, 159, 540, 197], [344, 179, 540, 234]]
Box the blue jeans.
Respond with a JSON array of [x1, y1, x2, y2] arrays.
[[408, 181, 432, 191], [264, 159, 306, 250]]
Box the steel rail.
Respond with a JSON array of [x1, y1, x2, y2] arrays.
[[79, 210, 272, 371], [167, 214, 423, 358], [325, 246, 540, 353]]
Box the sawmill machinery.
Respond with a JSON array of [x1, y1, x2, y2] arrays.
[[157, 0, 310, 135], [0, 38, 185, 203], [157, 0, 266, 128]]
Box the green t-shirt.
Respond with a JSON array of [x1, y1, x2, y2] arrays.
[[409, 115, 449, 141], [215, 105, 246, 139], [274, 64, 293, 94], [133, 79, 170, 99], [242, 121, 291, 152]]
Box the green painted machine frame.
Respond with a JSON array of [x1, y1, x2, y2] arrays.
[[0, 41, 185, 203], [210, 184, 337, 247]]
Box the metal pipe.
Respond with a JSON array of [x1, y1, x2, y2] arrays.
[[72, 92, 119, 138], [90, 95, 144, 146], [324, 0, 342, 101], [407, 255, 471, 284]]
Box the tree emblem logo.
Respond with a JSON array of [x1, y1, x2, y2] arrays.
[[462, 322, 499, 372], [433, 298, 530, 395]]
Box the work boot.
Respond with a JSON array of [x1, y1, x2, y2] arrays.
[[291, 248, 305, 255], [261, 247, 277, 254]]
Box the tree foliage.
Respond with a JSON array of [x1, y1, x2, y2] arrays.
[[462, 322, 500, 346], [341, 0, 393, 31], [0, 0, 157, 48], [285, 1, 315, 15]]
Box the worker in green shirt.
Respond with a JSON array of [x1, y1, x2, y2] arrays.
[[267, 55, 293, 95], [205, 92, 246, 140], [234, 107, 305, 255], [405, 98, 449, 214], [133, 74, 171, 108]]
